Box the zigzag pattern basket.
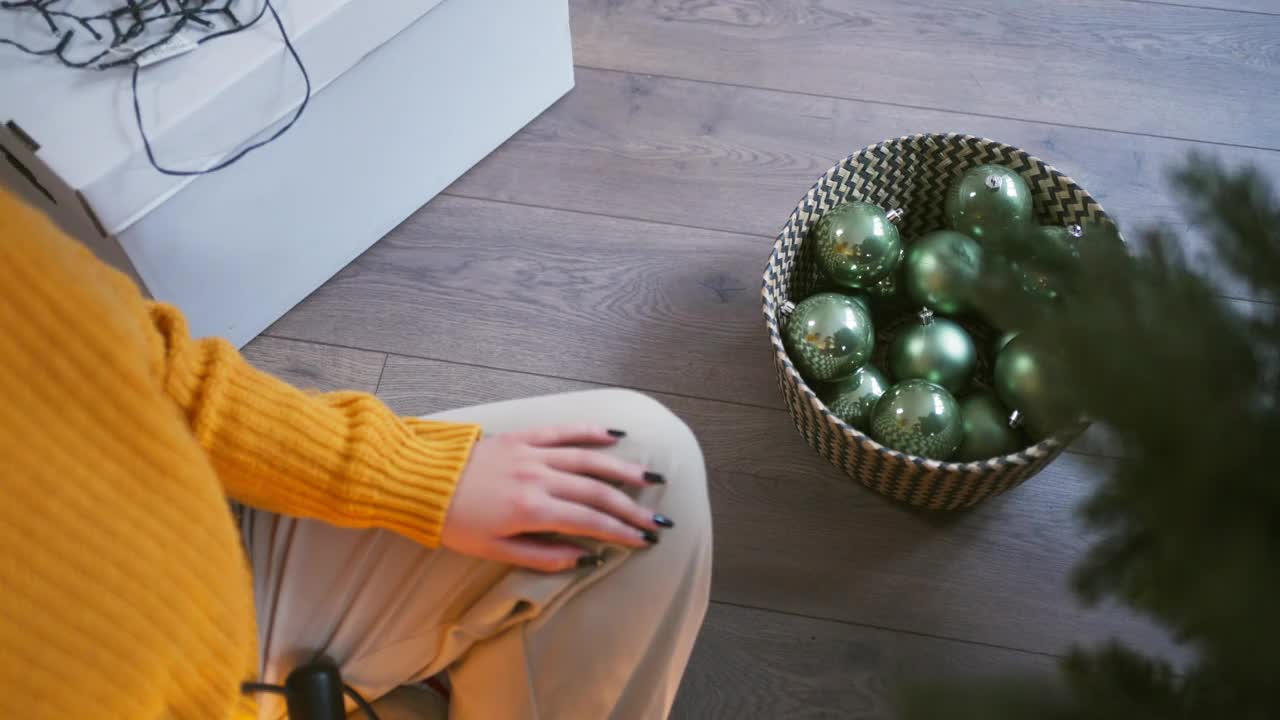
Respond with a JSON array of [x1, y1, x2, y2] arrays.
[[762, 134, 1109, 509]]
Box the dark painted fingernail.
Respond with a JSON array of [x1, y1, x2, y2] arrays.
[[576, 554, 604, 569], [607, 429, 627, 438], [644, 471, 666, 484], [642, 530, 660, 545], [653, 514, 675, 528]]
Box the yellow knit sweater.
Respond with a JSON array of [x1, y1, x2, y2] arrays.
[[0, 190, 482, 720]]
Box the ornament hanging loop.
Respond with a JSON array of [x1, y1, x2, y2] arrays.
[[917, 307, 935, 325], [1067, 223, 1084, 239], [1008, 410, 1025, 429], [885, 208, 905, 225], [984, 175, 1003, 191]]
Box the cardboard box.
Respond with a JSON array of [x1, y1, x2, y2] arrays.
[[1, 0, 573, 345]]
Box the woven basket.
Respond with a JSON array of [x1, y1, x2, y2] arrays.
[[762, 133, 1111, 509]]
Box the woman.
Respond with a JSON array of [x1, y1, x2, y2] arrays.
[[0, 188, 712, 719]]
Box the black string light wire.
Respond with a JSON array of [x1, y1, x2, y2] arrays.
[[241, 680, 382, 720], [1, 0, 311, 175]]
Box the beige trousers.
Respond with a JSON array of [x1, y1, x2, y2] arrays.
[[242, 390, 713, 720]]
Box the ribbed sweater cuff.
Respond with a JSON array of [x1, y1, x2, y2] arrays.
[[173, 340, 481, 549], [350, 420, 481, 547]]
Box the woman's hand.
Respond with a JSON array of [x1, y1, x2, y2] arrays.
[[439, 425, 673, 572]]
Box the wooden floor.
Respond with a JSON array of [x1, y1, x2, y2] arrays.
[[244, 2, 1280, 716]]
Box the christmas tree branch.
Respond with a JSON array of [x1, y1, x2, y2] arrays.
[[898, 156, 1280, 718]]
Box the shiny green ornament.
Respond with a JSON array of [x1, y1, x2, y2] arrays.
[[867, 255, 904, 298], [904, 230, 983, 314], [820, 365, 889, 431], [994, 331, 1019, 354], [1012, 224, 1085, 301], [870, 379, 962, 460], [887, 308, 977, 394], [994, 334, 1071, 436], [1032, 223, 1084, 264], [955, 392, 1024, 462], [811, 202, 905, 289], [945, 165, 1034, 243], [782, 292, 875, 382], [1014, 262, 1059, 301]]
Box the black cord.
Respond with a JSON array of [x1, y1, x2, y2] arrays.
[[130, 0, 310, 176], [98, 0, 270, 71], [240, 680, 382, 720], [344, 684, 380, 720], [1, 0, 250, 69], [0, 0, 311, 177]]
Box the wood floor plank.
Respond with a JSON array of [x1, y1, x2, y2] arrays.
[[1132, 0, 1279, 14], [376, 353, 1182, 660], [673, 602, 1055, 719], [242, 336, 386, 394], [267, 194, 782, 407], [445, 68, 1280, 300], [267, 191, 1273, 416], [567, 0, 1280, 149]]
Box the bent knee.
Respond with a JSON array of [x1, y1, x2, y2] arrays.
[[587, 389, 709, 527], [595, 389, 702, 464], [607, 391, 710, 544]]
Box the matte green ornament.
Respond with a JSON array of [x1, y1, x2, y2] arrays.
[[811, 202, 905, 289], [887, 309, 977, 394], [904, 230, 983, 314], [819, 365, 889, 432], [782, 292, 875, 382], [994, 334, 1071, 436], [870, 379, 962, 460], [955, 392, 1024, 462], [945, 165, 1034, 243]]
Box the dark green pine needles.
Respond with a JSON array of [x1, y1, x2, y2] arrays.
[[898, 156, 1280, 720]]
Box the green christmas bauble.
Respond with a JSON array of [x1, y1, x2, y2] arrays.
[[811, 202, 904, 289], [819, 365, 888, 432], [945, 165, 1034, 244], [993, 334, 1071, 437], [994, 331, 1019, 354], [904, 230, 983, 314], [1009, 224, 1086, 301], [847, 291, 872, 316], [870, 379, 962, 460], [782, 292, 875, 382], [867, 256, 904, 298], [954, 392, 1024, 462], [1032, 224, 1084, 264], [1012, 262, 1057, 301], [887, 309, 977, 394]]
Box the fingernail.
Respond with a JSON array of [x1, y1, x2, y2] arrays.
[[644, 471, 666, 484], [607, 429, 627, 438], [653, 514, 675, 528], [576, 554, 604, 569], [642, 530, 660, 545]]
